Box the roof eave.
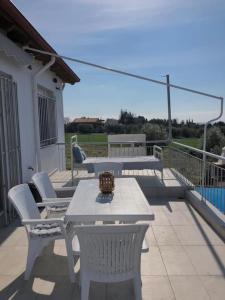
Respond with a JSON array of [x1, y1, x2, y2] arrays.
[[0, 0, 80, 84]]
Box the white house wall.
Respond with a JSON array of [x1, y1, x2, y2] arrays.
[[0, 51, 35, 182], [0, 47, 66, 182], [35, 63, 66, 173]]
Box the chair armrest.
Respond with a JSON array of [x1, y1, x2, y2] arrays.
[[22, 218, 64, 225], [37, 199, 71, 207], [55, 186, 76, 198], [42, 197, 72, 202], [55, 186, 76, 192]]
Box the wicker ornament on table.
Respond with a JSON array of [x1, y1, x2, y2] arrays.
[[99, 172, 115, 194]]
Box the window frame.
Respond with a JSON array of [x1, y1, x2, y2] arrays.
[[37, 85, 57, 148]]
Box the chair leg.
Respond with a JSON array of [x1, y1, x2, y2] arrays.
[[25, 239, 42, 280], [81, 277, 90, 300], [65, 237, 76, 283], [133, 275, 142, 300]]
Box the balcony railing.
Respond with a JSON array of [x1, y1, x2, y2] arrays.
[[56, 138, 225, 214], [169, 142, 225, 214]]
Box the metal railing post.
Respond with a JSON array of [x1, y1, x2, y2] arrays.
[[201, 97, 224, 200], [166, 75, 172, 141]]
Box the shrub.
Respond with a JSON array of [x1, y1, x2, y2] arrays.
[[200, 126, 225, 155], [77, 124, 94, 134], [104, 123, 125, 134], [141, 123, 167, 140]]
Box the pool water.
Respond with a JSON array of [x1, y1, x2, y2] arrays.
[[195, 187, 225, 213]]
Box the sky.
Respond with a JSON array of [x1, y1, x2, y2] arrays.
[[13, 0, 225, 123]]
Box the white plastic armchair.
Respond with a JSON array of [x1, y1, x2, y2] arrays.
[[8, 184, 76, 282], [75, 223, 149, 300], [32, 172, 75, 217], [94, 162, 123, 178]]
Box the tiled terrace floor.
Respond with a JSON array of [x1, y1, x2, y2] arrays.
[[50, 168, 184, 188], [0, 198, 225, 299]]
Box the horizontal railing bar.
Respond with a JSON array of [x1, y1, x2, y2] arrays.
[[56, 142, 66, 146], [172, 141, 225, 162], [70, 140, 167, 145], [24, 47, 223, 101], [170, 146, 225, 171], [169, 146, 203, 162]]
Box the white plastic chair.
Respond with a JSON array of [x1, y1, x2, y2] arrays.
[[32, 172, 75, 217], [75, 224, 149, 300], [94, 162, 123, 178], [8, 184, 76, 282]]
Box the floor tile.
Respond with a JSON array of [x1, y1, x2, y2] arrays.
[[141, 246, 167, 275], [165, 200, 190, 212], [150, 211, 170, 226], [185, 245, 225, 275], [152, 226, 180, 246], [0, 274, 28, 300], [173, 225, 224, 246], [34, 276, 74, 300], [160, 245, 196, 275], [32, 254, 69, 277], [0, 226, 27, 248], [0, 246, 27, 276], [200, 275, 225, 300], [169, 275, 210, 300], [146, 226, 158, 246], [181, 209, 212, 226], [164, 211, 190, 226], [142, 275, 175, 300]]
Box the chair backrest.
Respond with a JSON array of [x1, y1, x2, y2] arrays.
[[94, 162, 123, 178], [32, 172, 57, 199], [75, 224, 148, 280], [8, 184, 41, 220]]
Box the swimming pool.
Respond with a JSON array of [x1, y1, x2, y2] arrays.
[[195, 187, 225, 213]]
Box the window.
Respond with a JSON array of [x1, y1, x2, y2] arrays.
[[38, 86, 57, 147], [0, 71, 22, 221]]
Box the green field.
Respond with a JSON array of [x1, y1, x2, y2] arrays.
[[174, 138, 200, 149]]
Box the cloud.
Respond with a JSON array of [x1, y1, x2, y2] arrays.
[[12, 0, 225, 47]]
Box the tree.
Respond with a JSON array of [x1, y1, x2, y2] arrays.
[[119, 109, 135, 125], [77, 124, 94, 134], [141, 123, 167, 140], [104, 123, 125, 134], [200, 127, 225, 155], [134, 115, 146, 125], [64, 122, 77, 133]]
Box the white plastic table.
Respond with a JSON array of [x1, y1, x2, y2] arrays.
[[65, 178, 154, 223]]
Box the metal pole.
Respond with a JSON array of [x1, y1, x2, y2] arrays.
[[166, 75, 172, 141], [23, 46, 223, 101]]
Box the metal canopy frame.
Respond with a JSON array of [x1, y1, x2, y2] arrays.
[[23, 46, 224, 182]]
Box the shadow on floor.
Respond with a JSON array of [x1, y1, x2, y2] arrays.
[[0, 219, 21, 246], [186, 203, 225, 275], [0, 242, 80, 300], [0, 241, 134, 300]]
